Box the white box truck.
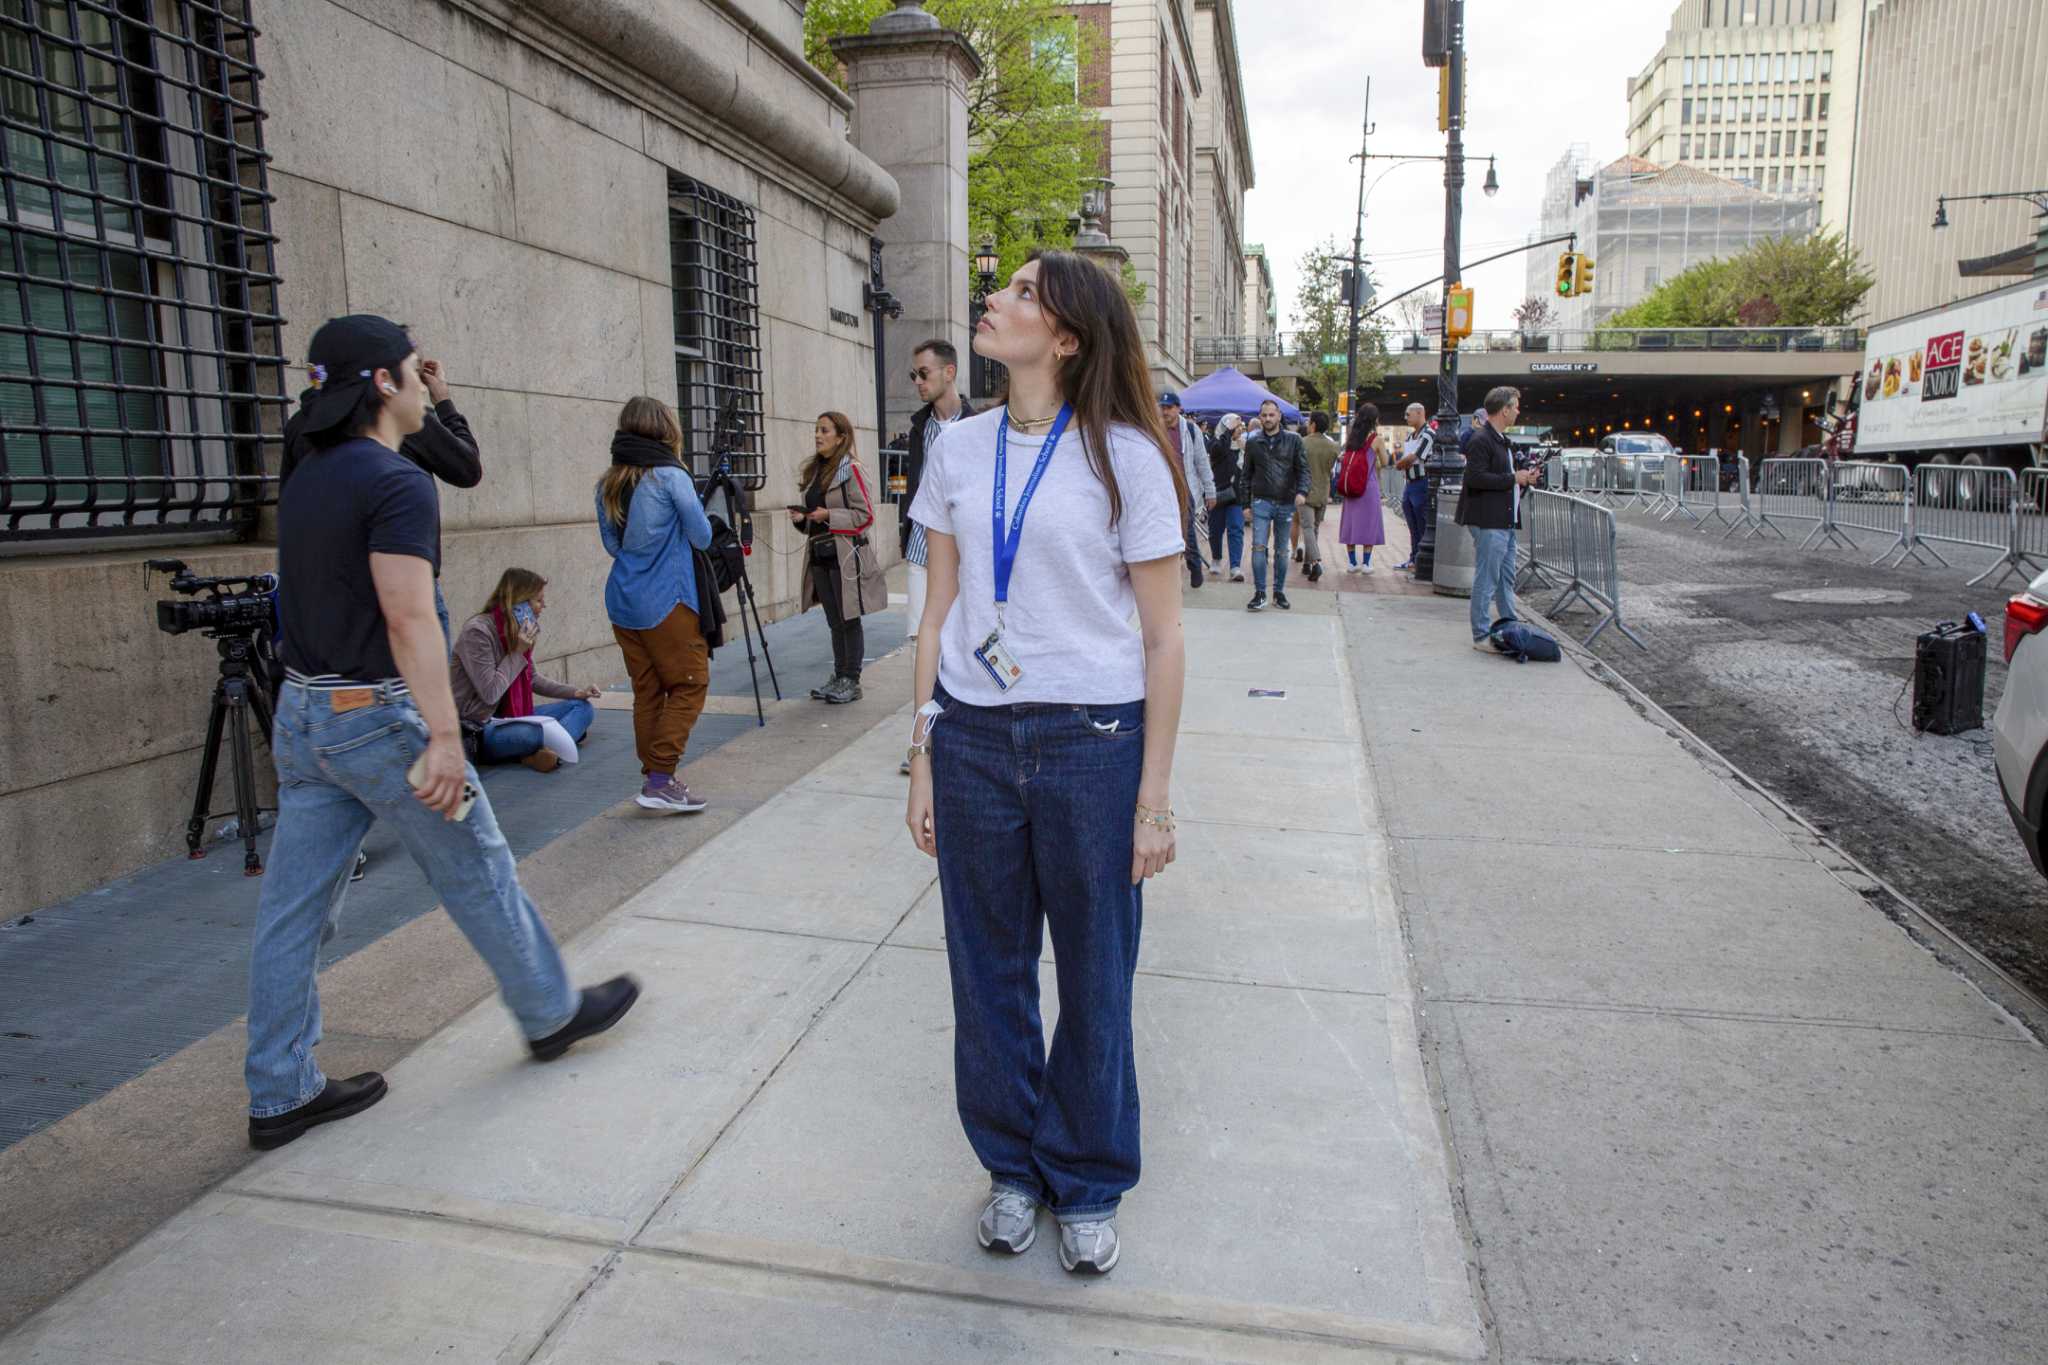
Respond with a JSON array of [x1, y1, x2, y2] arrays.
[[1846, 277, 2048, 477]]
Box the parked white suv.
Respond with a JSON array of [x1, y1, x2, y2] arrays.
[[1994, 569, 2048, 876]]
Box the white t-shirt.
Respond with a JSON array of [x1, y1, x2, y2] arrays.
[[910, 408, 1184, 706]]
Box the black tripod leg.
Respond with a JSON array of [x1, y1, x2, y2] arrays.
[[186, 682, 229, 857], [225, 681, 264, 876], [736, 580, 766, 727], [748, 577, 780, 697]]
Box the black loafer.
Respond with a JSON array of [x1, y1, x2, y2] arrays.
[[529, 976, 641, 1062], [248, 1072, 387, 1150]]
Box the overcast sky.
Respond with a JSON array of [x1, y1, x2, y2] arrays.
[[1239, 0, 1677, 333]]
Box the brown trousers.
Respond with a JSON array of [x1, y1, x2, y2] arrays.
[[613, 602, 708, 777]]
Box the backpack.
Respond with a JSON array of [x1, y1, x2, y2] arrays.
[[1336, 447, 1372, 499], [1487, 618, 1561, 663]]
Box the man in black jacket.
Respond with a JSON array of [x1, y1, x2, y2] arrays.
[[897, 339, 974, 651], [1455, 386, 1539, 649], [1242, 399, 1308, 611]]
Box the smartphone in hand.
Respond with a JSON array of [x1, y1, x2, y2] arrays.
[[406, 752, 478, 821]]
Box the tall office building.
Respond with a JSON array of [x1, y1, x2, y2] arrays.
[[1191, 0, 1255, 345], [1847, 0, 2048, 322], [1625, 0, 1861, 233]]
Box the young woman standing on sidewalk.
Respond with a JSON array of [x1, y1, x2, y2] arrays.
[[1336, 401, 1388, 571], [597, 397, 713, 814], [904, 250, 1188, 1276], [792, 411, 887, 704]]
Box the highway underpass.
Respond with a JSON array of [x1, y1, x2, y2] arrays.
[[1195, 326, 1862, 455]]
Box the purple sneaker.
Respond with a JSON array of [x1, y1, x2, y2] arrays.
[[636, 774, 707, 814]]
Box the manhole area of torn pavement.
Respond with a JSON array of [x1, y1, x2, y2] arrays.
[[1771, 587, 1915, 606]]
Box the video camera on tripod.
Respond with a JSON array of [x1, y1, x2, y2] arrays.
[[694, 396, 780, 724], [147, 558, 281, 876]]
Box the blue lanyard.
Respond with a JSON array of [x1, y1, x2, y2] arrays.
[[992, 404, 1073, 608]]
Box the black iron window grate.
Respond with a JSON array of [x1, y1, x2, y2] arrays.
[[668, 173, 763, 491], [0, 0, 284, 544]]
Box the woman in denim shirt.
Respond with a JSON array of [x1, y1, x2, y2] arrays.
[[595, 397, 714, 814]]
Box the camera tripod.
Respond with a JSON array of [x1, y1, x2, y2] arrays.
[[701, 458, 781, 724], [184, 631, 277, 876]]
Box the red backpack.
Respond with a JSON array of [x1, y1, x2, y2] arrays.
[[1337, 445, 1373, 499]]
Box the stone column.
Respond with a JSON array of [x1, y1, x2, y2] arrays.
[[831, 6, 980, 445]]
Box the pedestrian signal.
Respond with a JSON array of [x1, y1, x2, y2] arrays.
[[1555, 252, 1578, 297], [1445, 284, 1474, 340], [1337, 392, 1351, 416], [1573, 253, 1595, 296]]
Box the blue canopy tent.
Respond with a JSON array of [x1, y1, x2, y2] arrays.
[[1176, 367, 1302, 423]]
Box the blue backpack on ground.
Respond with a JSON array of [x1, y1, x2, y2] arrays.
[[1487, 618, 1561, 663]]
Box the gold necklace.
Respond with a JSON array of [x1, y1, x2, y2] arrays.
[[1007, 409, 1059, 431]]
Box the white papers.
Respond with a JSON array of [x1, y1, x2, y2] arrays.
[[493, 715, 581, 764]]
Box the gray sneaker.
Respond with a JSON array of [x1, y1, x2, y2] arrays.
[[978, 1187, 1038, 1254], [821, 675, 863, 705], [809, 674, 844, 701], [1058, 1217, 1119, 1274]]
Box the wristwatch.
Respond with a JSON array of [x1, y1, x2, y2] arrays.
[[906, 741, 930, 766]]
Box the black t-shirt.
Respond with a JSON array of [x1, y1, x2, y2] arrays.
[[278, 438, 441, 680]]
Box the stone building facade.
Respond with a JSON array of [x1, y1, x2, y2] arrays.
[[1190, 0, 1252, 345], [0, 0, 919, 915], [1243, 244, 1277, 342]]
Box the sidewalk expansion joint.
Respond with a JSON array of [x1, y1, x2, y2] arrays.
[[624, 911, 896, 950], [881, 939, 1393, 999], [1421, 992, 2037, 1043], [1388, 830, 1815, 864]]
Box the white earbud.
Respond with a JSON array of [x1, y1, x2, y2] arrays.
[[380, 383, 397, 395]]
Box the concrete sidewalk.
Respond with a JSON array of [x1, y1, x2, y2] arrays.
[[6, 573, 2046, 1363], [0, 586, 1483, 1363]]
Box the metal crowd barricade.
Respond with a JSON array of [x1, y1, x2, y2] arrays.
[[1722, 456, 1766, 539], [1751, 457, 1838, 547], [1517, 490, 1646, 649], [1907, 463, 2021, 585], [1826, 460, 1915, 565], [2012, 468, 2048, 589], [1544, 455, 1563, 493], [1518, 484, 1573, 592], [1660, 455, 1731, 530]]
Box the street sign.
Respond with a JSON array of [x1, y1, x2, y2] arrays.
[[1529, 362, 1598, 373], [1423, 304, 1445, 332], [1321, 353, 1344, 365]]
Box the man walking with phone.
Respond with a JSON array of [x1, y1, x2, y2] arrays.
[[1455, 386, 1539, 649], [1242, 399, 1308, 611], [245, 315, 639, 1152]]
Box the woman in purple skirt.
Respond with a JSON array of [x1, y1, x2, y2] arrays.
[[1336, 402, 1386, 572]]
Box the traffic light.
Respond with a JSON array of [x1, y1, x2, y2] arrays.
[[1337, 392, 1351, 417], [1574, 252, 1596, 297], [1555, 251, 1578, 297]]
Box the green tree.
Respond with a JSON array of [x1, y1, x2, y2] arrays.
[[805, 0, 1111, 288], [1287, 238, 1390, 409], [1600, 230, 1872, 329]]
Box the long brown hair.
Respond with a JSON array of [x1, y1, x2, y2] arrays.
[[1026, 249, 1188, 524], [1344, 401, 1380, 455], [600, 395, 683, 529], [800, 410, 855, 491], [481, 567, 546, 626]]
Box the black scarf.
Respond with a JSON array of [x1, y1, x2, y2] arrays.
[[610, 432, 683, 468]]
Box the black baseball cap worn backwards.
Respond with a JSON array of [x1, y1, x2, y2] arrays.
[[295, 314, 414, 437]]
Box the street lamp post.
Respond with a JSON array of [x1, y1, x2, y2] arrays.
[[1418, 0, 1468, 583], [1932, 189, 2048, 277], [968, 233, 1002, 399], [1343, 82, 1374, 408]]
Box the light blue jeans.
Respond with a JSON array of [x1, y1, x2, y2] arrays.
[[1468, 526, 1519, 641], [245, 680, 579, 1117], [476, 698, 595, 764], [1250, 498, 1295, 593]]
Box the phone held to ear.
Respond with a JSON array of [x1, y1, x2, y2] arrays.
[[407, 753, 478, 821], [512, 600, 537, 631]]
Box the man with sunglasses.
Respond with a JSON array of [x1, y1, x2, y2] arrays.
[[898, 339, 975, 774]]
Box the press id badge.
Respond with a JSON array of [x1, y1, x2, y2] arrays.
[[974, 628, 1024, 691]]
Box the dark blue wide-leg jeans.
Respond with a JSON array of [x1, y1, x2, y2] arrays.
[[929, 681, 1145, 1222]]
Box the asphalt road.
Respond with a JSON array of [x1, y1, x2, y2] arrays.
[[1565, 505, 2048, 1004]]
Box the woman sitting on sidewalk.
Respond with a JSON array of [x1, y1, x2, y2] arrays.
[[450, 568, 601, 772]]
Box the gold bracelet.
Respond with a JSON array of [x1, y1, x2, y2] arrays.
[[1135, 803, 1175, 832]]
